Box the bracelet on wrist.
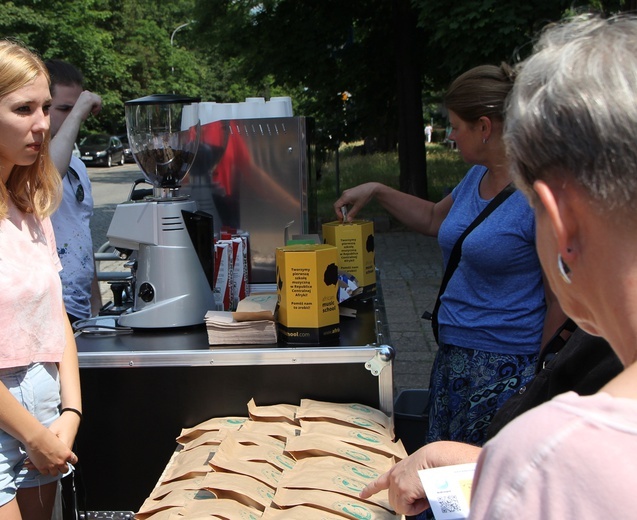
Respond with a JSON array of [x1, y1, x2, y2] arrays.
[[60, 407, 83, 422]]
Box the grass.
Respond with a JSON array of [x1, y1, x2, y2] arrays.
[[316, 142, 467, 226]]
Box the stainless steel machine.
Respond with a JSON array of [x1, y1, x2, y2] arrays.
[[181, 115, 316, 284], [106, 94, 215, 328]]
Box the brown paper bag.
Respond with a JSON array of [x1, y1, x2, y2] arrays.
[[247, 398, 299, 425], [224, 430, 286, 450], [284, 433, 395, 472], [299, 420, 407, 459], [137, 489, 214, 519], [182, 497, 262, 519], [161, 445, 216, 483], [138, 507, 183, 520], [272, 487, 399, 519], [261, 504, 345, 519], [296, 399, 393, 437], [148, 476, 206, 500], [209, 447, 282, 488], [176, 416, 249, 444], [217, 435, 295, 472], [202, 471, 275, 510], [180, 429, 228, 452], [239, 419, 300, 441], [276, 456, 391, 511]]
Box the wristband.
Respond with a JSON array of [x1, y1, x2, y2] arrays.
[[61, 407, 83, 422]]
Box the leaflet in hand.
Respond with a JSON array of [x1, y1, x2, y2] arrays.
[[418, 463, 476, 520]]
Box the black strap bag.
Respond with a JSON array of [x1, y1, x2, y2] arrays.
[[485, 319, 623, 440], [422, 183, 516, 343]]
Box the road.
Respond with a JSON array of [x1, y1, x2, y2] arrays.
[[87, 162, 145, 252], [86, 162, 147, 304]]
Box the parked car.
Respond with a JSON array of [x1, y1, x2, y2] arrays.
[[118, 134, 135, 163], [78, 134, 125, 167]]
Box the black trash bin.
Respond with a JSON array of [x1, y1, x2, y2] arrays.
[[394, 389, 429, 455]]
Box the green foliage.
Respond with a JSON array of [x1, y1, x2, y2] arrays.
[[1, 0, 633, 179], [316, 143, 467, 224], [0, 0, 242, 135], [411, 0, 573, 85], [193, 0, 402, 152]]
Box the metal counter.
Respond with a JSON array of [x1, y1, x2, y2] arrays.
[[74, 283, 394, 513]]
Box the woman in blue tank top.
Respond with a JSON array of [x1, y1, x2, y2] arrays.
[[334, 64, 565, 446]]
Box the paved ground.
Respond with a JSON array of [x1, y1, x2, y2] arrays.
[[88, 165, 442, 400], [373, 230, 442, 396]]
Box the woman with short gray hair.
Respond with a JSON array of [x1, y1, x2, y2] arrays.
[[469, 14, 637, 517]]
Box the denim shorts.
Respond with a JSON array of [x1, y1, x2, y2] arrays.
[[0, 362, 62, 506]]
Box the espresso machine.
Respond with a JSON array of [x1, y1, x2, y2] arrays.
[[107, 94, 215, 328]]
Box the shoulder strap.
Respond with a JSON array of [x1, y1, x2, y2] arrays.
[[423, 183, 516, 342]]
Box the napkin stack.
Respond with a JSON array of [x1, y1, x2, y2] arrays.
[[205, 293, 277, 346]]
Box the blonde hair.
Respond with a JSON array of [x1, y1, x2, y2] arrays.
[[0, 39, 61, 220]]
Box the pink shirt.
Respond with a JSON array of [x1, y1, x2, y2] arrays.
[[0, 200, 66, 367], [470, 391, 637, 519]]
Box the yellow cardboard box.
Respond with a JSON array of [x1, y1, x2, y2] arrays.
[[276, 244, 340, 345], [322, 220, 376, 296]]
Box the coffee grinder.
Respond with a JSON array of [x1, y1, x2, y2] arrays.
[[107, 94, 215, 328]]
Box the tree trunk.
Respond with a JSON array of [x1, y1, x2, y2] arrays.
[[393, 0, 428, 199]]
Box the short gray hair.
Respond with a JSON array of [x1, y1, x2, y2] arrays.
[[505, 14, 637, 214]]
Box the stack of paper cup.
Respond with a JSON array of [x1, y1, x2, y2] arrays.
[[234, 101, 262, 119], [199, 102, 234, 125], [270, 96, 293, 116], [198, 97, 294, 121], [180, 103, 200, 131]]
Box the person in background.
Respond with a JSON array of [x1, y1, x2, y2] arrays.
[[424, 123, 433, 143], [46, 59, 102, 324], [334, 64, 564, 446], [365, 13, 637, 518], [0, 39, 81, 519]]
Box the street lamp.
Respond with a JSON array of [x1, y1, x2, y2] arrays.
[[171, 21, 194, 47], [171, 21, 194, 76]]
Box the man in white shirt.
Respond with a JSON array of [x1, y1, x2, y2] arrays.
[[46, 60, 103, 323]]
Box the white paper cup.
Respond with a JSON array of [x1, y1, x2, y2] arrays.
[[234, 101, 261, 119], [269, 96, 293, 117]]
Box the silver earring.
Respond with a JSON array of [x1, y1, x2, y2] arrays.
[[558, 254, 572, 284], [482, 138, 488, 144]]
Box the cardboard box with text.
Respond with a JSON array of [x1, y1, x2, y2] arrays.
[[276, 244, 340, 345], [322, 220, 376, 297]]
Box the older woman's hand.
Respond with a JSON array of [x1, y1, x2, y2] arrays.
[[360, 449, 431, 516], [360, 441, 483, 516]]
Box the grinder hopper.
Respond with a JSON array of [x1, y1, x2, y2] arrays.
[[107, 94, 216, 328]]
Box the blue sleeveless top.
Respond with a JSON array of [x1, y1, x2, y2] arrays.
[[436, 165, 545, 355]]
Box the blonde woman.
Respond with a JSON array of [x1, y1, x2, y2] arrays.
[[0, 39, 81, 519]]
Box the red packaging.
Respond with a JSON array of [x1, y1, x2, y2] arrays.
[[214, 242, 233, 311]]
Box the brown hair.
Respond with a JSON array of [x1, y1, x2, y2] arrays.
[[0, 39, 61, 220], [444, 63, 515, 123]]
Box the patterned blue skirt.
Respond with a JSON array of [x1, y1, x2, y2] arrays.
[[426, 343, 538, 446]]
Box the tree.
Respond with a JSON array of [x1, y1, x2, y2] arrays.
[[193, 0, 429, 196], [0, 0, 232, 134], [411, 0, 634, 88]]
